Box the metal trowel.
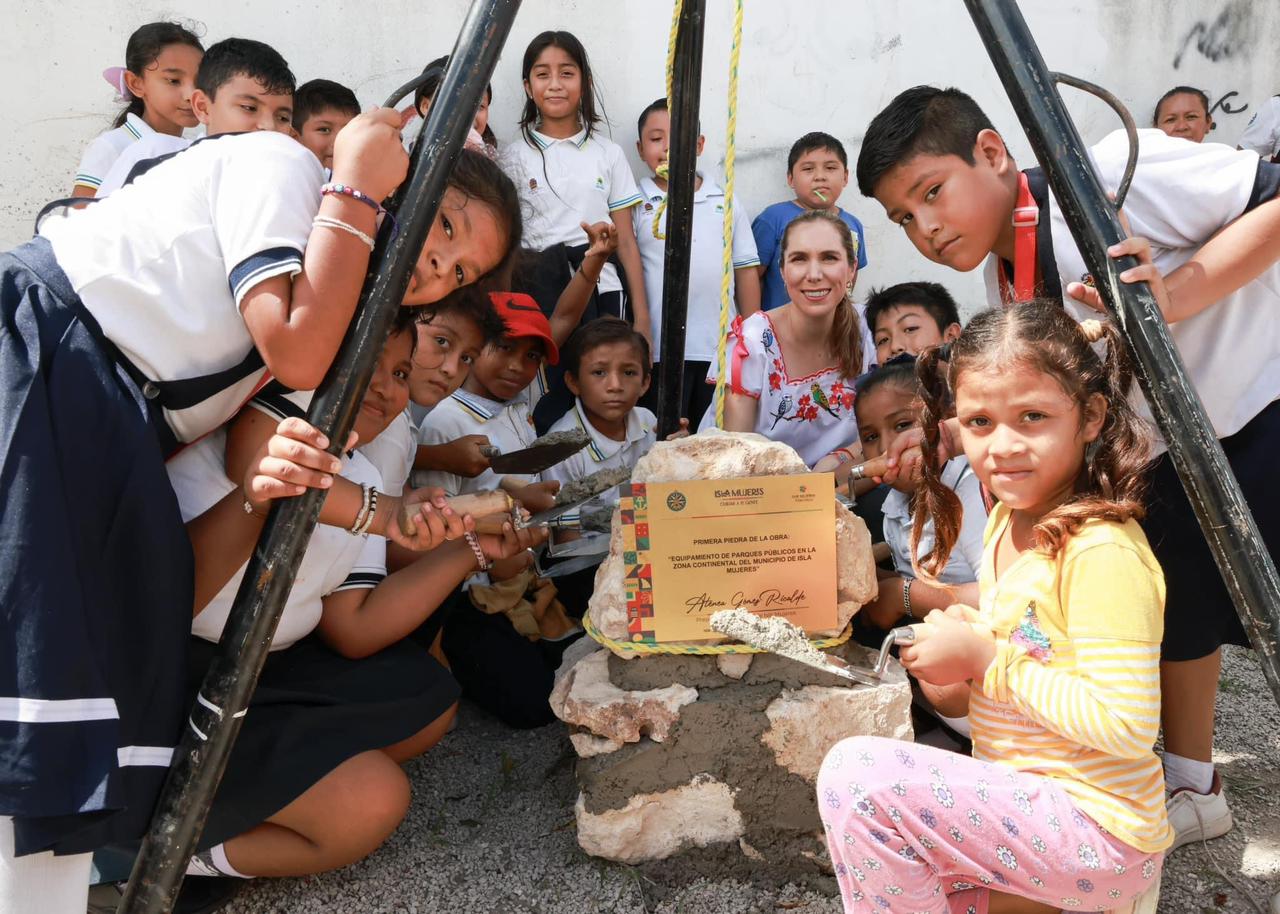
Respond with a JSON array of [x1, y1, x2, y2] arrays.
[[480, 429, 590, 475]]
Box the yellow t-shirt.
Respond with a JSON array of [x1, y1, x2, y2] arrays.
[[970, 502, 1173, 854]]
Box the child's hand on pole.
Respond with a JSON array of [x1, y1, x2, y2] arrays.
[[242, 417, 355, 515], [331, 108, 410, 202]]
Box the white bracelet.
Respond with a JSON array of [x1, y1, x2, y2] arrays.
[[349, 483, 372, 535], [356, 488, 379, 537], [313, 215, 375, 251]]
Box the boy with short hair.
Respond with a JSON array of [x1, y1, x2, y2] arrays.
[[752, 131, 870, 311], [864, 280, 962, 364], [293, 78, 361, 172], [543, 317, 657, 526], [413, 293, 560, 501], [632, 97, 761, 423], [858, 83, 1280, 850], [96, 37, 296, 195]]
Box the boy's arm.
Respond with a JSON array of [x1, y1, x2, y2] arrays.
[[612, 209, 651, 345], [734, 266, 762, 316], [237, 111, 407, 391], [549, 220, 618, 346], [414, 436, 492, 477], [1162, 195, 1280, 320]]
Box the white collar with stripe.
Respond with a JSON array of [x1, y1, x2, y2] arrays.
[[638, 173, 722, 205], [530, 124, 590, 150], [123, 112, 154, 141], [571, 398, 652, 463]]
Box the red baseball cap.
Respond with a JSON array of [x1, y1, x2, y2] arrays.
[[490, 292, 559, 365]]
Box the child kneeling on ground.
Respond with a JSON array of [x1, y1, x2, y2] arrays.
[[818, 302, 1170, 913], [166, 320, 537, 885]]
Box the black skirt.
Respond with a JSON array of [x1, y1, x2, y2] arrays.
[[1144, 398, 1280, 661], [187, 635, 459, 848], [0, 238, 192, 856]]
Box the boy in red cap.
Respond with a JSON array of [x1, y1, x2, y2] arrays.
[[414, 292, 560, 500]]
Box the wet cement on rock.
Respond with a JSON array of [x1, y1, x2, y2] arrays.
[[554, 464, 633, 506], [609, 640, 886, 693]]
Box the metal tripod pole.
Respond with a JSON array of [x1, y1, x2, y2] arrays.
[[964, 0, 1280, 703], [118, 2, 522, 909], [655, 0, 707, 439]]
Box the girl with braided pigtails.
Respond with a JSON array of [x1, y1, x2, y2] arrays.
[[817, 300, 1170, 914]]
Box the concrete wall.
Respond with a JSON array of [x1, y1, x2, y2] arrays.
[[3, 0, 1277, 308]]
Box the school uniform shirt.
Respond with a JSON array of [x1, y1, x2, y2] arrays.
[[881, 457, 986, 585], [983, 128, 1280, 455], [72, 112, 156, 193], [501, 126, 643, 295], [360, 409, 417, 497], [752, 201, 869, 311], [95, 132, 191, 197], [543, 399, 656, 523], [165, 388, 387, 651], [1237, 95, 1280, 160], [413, 389, 538, 495], [971, 503, 1172, 854], [633, 175, 760, 362], [41, 131, 324, 443]]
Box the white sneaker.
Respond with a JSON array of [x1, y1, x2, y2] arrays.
[[1166, 772, 1233, 850]]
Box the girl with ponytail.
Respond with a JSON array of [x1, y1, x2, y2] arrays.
[[718, 210, 867, 466], [72, 21, 203, 197], [818, 299, 1172, 913]]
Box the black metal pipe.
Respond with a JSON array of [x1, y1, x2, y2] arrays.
[[964, 0, 1280, 704], [117, 2, 522, 910], [655, 0, 707, 438]]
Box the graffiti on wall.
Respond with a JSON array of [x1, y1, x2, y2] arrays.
[[1173, 1, 1254, 69]]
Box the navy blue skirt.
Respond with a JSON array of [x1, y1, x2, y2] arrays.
[[0, 238, 192, 855], [1144, 398, 1280, 661]]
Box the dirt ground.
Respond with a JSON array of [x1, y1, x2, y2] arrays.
[[220, 644, 1279, 914]]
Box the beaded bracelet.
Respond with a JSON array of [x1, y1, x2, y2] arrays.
[[321, 182, 399, 238], [313, 215, 375, 251], [356, 488, 379, 537], [349, 483, 372, 535], [465, 531, 490, 571]]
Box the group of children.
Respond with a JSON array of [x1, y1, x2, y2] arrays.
[[2, 17, 1278, 914]]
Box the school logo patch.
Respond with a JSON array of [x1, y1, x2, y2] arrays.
[[715, 203, 725, 214], [595, 175, 606, 190], [529, 178, 539, 190], [644, 202, 654, 212]]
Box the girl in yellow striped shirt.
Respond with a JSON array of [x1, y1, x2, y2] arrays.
[[817, 300, 1170, 913]]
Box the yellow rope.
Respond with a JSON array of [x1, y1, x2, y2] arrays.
[[714, 0, 744, 428], [649, 0, 745, 429], [583, 612, 853, 656]]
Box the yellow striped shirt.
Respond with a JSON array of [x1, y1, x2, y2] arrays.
[[970, 503, 1173, 854]]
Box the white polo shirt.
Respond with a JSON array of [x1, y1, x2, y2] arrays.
[[167, 389, 387, 651], [359, 409, 417, 497], [413, 389, 539, 495], [42, 132, 324, 443], [501, 126, 642, 295], [1238, 96, 1280, 160], [95, 132, 192, 197], [543, 399, 655, 522], [985, 128, 1280, 454], [881, 458, 986, 585], [73, 112, 155, 193], [633, 175, 760, 362]]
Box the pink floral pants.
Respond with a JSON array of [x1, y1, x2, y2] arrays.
[[817, 737, 1163, 913]]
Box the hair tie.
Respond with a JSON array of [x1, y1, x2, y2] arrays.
[[103, 66, 131, 101], [1079, 319, 1105, 343]]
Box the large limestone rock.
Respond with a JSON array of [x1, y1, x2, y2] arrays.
[[553, 640, 913, 867], [574, 775, 744, 864], [588, 431, 877, 644]]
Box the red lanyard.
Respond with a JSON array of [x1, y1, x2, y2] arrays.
[[997, 171, 1040, 305]]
